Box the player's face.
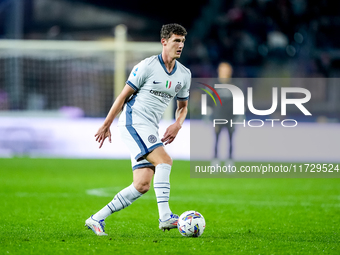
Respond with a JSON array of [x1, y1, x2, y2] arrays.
[[162, 34, 185, 59]]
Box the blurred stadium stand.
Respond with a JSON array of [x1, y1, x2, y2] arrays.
[[0, 0, 339, 120], [1, 0, 340, 72]]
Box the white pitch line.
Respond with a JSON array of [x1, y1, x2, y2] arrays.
[[86, 188, 112, 197], [85, 188, 340, 208]]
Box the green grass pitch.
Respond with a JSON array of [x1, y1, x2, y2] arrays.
[[0, 158, 339, 254]]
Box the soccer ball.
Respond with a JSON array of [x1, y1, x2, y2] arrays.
[[177, 210, 206, 237]]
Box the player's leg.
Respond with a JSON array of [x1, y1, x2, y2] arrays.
[[214, 125, 222, 159], [146, 146, 172, 221], [92, 167, 153, 219], [145, 146, 178, 230], [225, 104, 235, 166], [92, 125, 154, 220], [85, 167, 153, 236], [91, 167, 154, 220], [225, 124, 235, 167], [133, 167, 155, 194], [211, 125, 222, 166], [227, 127, 234, 160], [85, 180, 143, 235]]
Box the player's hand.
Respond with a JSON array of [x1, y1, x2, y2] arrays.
[[161, 122, 181, 145], [95, 125, 112, 148]]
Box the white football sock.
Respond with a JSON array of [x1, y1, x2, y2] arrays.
[[154, 163, 172, 221], [93, 183, 142, 221]]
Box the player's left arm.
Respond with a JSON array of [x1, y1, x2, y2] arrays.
[[161, 100, 188, 145]]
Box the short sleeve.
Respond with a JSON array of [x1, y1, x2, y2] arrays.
[[176, 70, 191, 101], [126, 60, 149, 91]]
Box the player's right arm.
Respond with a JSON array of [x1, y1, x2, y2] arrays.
[[95, 58, 148, 148], [95, 84, 135, 148]]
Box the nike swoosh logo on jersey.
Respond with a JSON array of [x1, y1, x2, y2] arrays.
[[153, 81, 161, 84]]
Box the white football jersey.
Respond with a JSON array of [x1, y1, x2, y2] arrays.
[[118, 54, 191, 128]]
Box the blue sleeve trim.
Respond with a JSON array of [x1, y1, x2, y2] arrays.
[[126, 80, 138, 91], [177, 96, 189, 101]]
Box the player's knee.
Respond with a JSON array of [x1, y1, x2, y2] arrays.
[[165, 156, 173, 166], [157, 155, 172, 166], [134, 181, 150, 194]]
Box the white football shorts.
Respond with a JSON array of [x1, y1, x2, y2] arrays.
[[119, 124, 163, 170]]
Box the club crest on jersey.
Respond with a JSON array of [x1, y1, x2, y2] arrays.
[[166, 80, 172, 89], [148, 135, 157, 143], [175, 82, 182, 93]]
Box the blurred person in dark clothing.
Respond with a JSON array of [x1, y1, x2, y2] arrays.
[[211, 62, 236, 167]]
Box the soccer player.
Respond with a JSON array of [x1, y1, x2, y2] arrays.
[[85, 23, 191, 236]]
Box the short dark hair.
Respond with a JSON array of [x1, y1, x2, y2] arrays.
[[160, 23, 187, 40]]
